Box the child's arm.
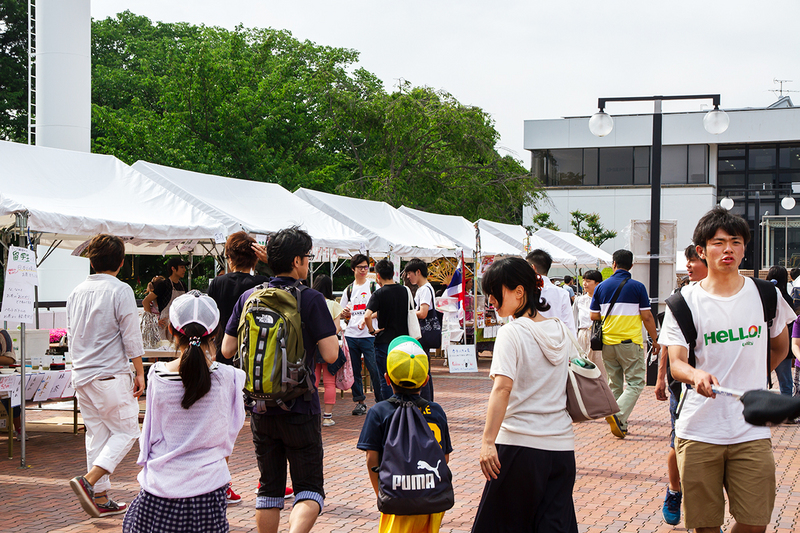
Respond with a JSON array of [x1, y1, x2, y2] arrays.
[[444, 453, 450, 464], [366, 450, 380, 497]]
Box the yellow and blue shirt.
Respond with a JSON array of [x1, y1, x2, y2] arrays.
[[590, 270, 651, 347]]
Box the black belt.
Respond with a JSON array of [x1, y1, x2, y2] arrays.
[[620, 339, 633, 344]]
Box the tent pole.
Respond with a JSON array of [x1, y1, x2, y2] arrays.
[[474, 225, 480, 350], [187, 252, 193, 291], [15, 213, 28, 467]]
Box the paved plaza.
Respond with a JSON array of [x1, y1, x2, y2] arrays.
[[2, 358, 799, 533]]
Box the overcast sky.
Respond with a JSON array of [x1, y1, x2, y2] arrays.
[[91, 1, 800, 168]]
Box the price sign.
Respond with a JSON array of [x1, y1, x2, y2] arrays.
[[447, 345, 478, 373], [33, 372, 56, 402], [24, 373, 45, 401], [48, 371, 71, 399]]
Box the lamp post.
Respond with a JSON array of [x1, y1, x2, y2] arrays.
[[589, 95, 729, 310]]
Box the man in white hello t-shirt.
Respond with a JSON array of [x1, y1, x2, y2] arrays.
[[340, 254, 382, 412], [659, 207, 795, 533]]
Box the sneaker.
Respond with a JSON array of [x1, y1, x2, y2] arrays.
[[352, 403, 367, 416], [226, 483, 242, 505], [70, 476, 101, 518], [13, 430, 29, 441], [95, 497, 127, 517], [322, 415, 335, 427], [662, 488, 682, 525], [285, 487, 294, 499], [605, 415, 627, 438]]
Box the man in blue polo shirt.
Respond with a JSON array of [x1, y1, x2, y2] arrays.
[[221, 226, 338, 533], [590, 249, 660, 439]]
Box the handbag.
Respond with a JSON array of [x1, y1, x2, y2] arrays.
[[334, 341, 355, 391], [564, 327, 619, 422], [405, 286, 422, 340], [590, 278, 628, 351], [419, 285, 442, 349]]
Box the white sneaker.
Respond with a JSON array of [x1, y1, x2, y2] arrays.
[[13, 430, 29, 441], [322, 417, 335, 427]]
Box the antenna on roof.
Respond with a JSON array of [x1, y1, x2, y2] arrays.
[[770, 79, 799, 98]]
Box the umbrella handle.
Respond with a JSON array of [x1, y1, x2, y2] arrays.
[[711, 385, 745, 399]]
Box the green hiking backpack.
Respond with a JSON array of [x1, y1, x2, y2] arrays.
[[237, 280, 313, 410]]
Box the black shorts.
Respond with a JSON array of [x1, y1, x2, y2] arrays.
[[251, 412, 325, 510], [471, 444, 578, 533]]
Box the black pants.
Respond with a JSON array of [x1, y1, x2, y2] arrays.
[[472, 444, 578, 533]]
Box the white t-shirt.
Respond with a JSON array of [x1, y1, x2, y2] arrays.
[[572, 293, 593, 330], [539, 275, 577, 336], [659, 278, 796, 445], [490, 317, 574, 451], [340, 280, 378, 339], [414, 282, 435, 316]]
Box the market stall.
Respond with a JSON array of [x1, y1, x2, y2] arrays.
[[533, 228, 613, 267]]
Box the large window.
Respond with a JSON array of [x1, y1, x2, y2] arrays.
[[532, 145, 707, 186]]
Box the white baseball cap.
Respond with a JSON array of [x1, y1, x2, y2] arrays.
[[169, 290, 220, 336]]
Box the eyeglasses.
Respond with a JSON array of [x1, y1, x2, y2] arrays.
[[354, 265, 369, 271], [304, 254, 315, 261]]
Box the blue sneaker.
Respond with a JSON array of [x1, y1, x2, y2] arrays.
[[662, 488, 681, 525]]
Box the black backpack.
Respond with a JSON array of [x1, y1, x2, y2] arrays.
[[377, 397, 454, 516], [664, 277, 777, 397]]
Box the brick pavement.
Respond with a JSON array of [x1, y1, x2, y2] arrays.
[[2, 358, 799, 533]]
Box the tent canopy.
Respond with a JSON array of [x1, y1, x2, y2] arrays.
[[0, 142, 240, 254], [533, 228, 614, 268], [133, 162, 367, 252], [294, 189, 457, 258], [398, 206, 521, 257], [476, 219, 578, 265]]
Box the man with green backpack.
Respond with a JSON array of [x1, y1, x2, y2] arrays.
[[221, 226, 339, 533]]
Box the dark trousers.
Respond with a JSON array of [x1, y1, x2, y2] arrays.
[[345, 336, 380, 402], [472, 444, 578, 533], [374, 343, 393, 401]]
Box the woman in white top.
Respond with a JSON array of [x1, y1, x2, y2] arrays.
[[572, 269, 607, 380], [472, 257, 578, 533], [123, 291, 245, 533]]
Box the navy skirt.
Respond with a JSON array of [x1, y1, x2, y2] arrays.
[[122, 485, 228, 533]]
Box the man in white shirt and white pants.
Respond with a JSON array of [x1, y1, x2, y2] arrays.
[[660, 207, 795, 533], [67, 234, 145, 518], [526, 249, 577, 336]]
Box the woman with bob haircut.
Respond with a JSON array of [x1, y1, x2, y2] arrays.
[[472, 256, 578, 533], [123, 291, 246, 533]]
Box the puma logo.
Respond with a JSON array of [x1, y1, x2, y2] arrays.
[[417, 460, 442, 481]]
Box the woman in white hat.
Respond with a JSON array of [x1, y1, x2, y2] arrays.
[[123, 291, 245, 533]]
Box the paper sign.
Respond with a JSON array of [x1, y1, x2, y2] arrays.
[[6, 246, 39, 285], [24, 373, 45, 401], [447, 345, 478, 373], [359, 243, 366, 255], [10, 381, 21, 407], [179, 240, 198, 253], [48, 371, 71, 399], [33, 372, 56, 402], [62, 377, 75, 399], [214, 232, 226, 244], [0, 374, 17, 392], [390, 252, 400, 282], [255, 234, 267, 246], [2, 245, 39, 324]]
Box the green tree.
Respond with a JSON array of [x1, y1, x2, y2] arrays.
[[0, 0, 28, 142], [570, 210, 616, 247], [527, 212, 560, 232]]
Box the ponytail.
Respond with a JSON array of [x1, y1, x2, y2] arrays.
[[172, 322, 214, 409]]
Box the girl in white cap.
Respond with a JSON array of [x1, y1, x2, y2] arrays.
[[123, 291, 246, 533]]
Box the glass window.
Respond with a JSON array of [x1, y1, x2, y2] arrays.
[[598, 147, 633, 185], [583, 148, 598, 186], [531, 150, 547, 183], [779, 145, 800, 169], [633, 146, 649, 185], [718, 173, 744, 188], [719, 146, 745, 158], [748, 173, 775, 190], [688, 145, 708, 184], [748, 146, 777, 170], [719, 158, 745, 172], [550, 149, 583, 186], [662, 145, 687, 184], [778, 171, 800, 184]]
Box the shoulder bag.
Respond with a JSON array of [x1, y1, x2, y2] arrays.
[[564, 326, 620, 422], [590, 278, 628, 351], [405, 286, 422, 339]]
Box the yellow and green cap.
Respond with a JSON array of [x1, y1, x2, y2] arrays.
[[386, 335, 428, 389]]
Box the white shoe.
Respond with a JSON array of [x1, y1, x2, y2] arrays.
[[13, 430, 29, 441], [322, 416, 335, 427]]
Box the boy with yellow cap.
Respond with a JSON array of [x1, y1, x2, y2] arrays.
[[357, 336, 453, 533]]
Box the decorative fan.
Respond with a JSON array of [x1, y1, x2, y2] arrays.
[[428, 258, 473, 285]]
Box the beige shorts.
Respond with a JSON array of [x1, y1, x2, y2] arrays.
[[675, 437, 775, 529]]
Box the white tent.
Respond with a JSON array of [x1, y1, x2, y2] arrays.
[[476, 219, 578, 265], [294, 189, 457, 258], [133, 162, 367, 252], [0, 141, 241, 254], [398, 206, 521, 257], [533, 228, 614, 268]]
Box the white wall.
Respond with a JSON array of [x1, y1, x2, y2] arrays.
[[525, 185, 716, 253]]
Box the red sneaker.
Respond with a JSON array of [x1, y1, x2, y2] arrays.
[[226, 483, 242, 505], [285, 487, 294, 499]]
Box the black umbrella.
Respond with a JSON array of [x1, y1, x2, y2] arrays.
[[712, 386, 800, 426]]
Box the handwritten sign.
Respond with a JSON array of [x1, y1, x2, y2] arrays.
[[24, 373, 45, 401], [33, 372, 55, 402], [49, 370, 71, 399], [1, 245, 38, 324], [0, 374, 17, 392], [447, 345, 478, 373], [10, 379, 21, 407]]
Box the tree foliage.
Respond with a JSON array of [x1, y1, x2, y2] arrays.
[[526, 212, 560, 232], [90, 12, 542, 224], [570, 210, 617, 247], [0, 0, 28, 142]]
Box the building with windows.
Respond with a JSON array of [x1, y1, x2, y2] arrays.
[[523, 97, 800, 270]]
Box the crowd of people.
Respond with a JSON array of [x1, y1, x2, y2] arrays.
[[59, 205, 800, 533]]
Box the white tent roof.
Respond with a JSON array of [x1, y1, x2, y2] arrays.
[[477, 219, 578, 265], [294, 189, 457, 258], [398, 206, 522, 257], [0, 142, 241, 254], [533, 228, 614, 267], [133, 162, 367, 252]]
